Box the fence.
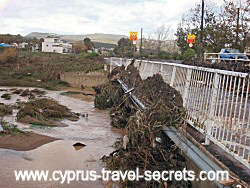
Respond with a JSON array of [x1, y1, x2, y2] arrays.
[[204, 52, 250, 63], [110, 57, 250, 169]]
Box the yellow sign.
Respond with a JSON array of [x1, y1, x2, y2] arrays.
[[187, 34, 196, 44], [130, 32, 138, 41]]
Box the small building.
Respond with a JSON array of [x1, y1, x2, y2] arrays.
[[42, 35, 72, 53], [18, 42, 28, 49], [31, 44, 41, 52]]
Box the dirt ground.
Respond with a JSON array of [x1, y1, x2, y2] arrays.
[[0, 132, 59, 151]]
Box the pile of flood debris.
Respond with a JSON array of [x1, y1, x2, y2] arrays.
[[12, 88, 46, 97], [95, 65, 189, 187], [0, 104, 13, 117], [17, 98, 79, 126], [1, 88, 46, 101]]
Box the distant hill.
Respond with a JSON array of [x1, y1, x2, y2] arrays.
[[93, 42, 117, 49], [25, 32, 128, 45], [25, 32, 50, 39]]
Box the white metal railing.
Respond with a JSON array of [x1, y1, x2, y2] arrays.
[[109, 58, 250, 169], [204, 52, 250, 63]]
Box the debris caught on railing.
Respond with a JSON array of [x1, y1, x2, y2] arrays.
[[95, 64, 188, 187]]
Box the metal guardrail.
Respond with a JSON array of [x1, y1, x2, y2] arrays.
[[109, 57, 133, 72], [204, 52, 250, 63], [115, 72, 232, 188], [109, 58, 250, 169]]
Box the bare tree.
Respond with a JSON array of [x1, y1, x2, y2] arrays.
[[142, 34, 156, 55], [154, 25, 171, 54], [73, 41, 86, 53]]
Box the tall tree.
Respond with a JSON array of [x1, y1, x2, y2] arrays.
[[175, 15, 190, 54], [15, 34, 23, 44], [115, 37, 133, 57], [175, 0, 250, 54], [142, 35, 157, 55], [83, 38, 94, 51], [154, 25, 171, 54]]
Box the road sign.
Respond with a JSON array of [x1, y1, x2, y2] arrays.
[[130, 32, 138, 41], [189, 43, 193, 48], [133, 41, 136, 45], [187, 34, 196, 44]]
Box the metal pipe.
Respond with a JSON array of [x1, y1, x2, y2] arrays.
[[117, 79, 145, 111]]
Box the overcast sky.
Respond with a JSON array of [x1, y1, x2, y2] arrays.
[[0, 0, 223, 37]]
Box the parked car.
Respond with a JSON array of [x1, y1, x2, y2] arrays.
[[220, 48, 248, 61]]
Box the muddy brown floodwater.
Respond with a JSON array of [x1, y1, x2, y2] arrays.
[[0, 87, 124, 188]]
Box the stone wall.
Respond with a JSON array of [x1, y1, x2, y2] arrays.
[[60, 71, 108, 88]]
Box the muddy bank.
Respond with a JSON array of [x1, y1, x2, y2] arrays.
[[0, 132, 58, 151], [60, 87, 96, 102], [0, 86, 124, 188], [95, 65, 188, 187]]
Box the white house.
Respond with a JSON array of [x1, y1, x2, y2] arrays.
[[42, 36, 72, 53], [18, 42, 28, 49], [31, 44, 41, 52]]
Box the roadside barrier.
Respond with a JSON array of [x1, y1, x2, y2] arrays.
[[110, 57, 250, 169]]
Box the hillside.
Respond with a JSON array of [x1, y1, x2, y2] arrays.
[[25, 32, 50, 39], [25, 32, 128, 44], [93, 42, 117, 49]]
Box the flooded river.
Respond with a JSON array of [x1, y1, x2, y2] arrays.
[[0, 87, 124, 188]]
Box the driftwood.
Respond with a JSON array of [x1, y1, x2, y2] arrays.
[[95, 65, 189, 188]]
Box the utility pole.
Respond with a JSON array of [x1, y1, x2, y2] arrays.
[[235, 7, 240, 48], [133, 41, 136, 58], [200, 0, 205, 62], [140, 28, 143, 59]]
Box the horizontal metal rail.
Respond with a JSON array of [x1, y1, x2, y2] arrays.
[[163, 126, 231, 188], [204, 52, 250, 63]]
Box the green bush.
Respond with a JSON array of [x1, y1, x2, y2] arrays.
[[80, 52, 99, 58], [183, 48, 195, 61], [158, 51, 170, 59]]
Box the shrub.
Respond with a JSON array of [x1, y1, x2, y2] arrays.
[[80, 52, 99, 58], [0, 48, 17, 63], [183, 48, 195, 61]]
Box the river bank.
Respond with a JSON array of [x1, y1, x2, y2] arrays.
[[0, 132, 59, 151], [0, 86, 123, 188]]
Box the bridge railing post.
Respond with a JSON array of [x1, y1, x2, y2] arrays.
[[204, 52, 207, 63], [149, 62, 154, 76], [205, 72, 221, 145], [183, 69, 192, 107], [170, 66, 176, 87]]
